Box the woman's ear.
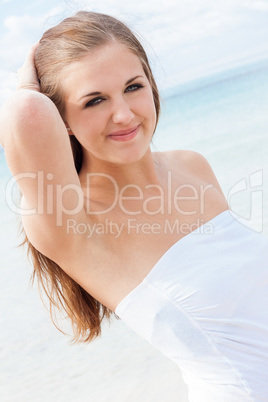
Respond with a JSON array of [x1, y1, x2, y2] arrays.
[[64, 122, 73, 135]]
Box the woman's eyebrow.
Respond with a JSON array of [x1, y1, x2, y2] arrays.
[[78, 91, 101, 101], [78, 75, 144, 101], [125, 75, 143, 85]]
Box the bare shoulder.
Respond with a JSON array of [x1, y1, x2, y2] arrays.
[[168, 149, 216, 177], [153, 149, 228, 201], [153, 149, 212, 174]]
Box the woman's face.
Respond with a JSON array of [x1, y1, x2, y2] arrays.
[[61, 42, 157, 167]]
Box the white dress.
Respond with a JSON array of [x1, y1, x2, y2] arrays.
[[115, 210, 268, 401]]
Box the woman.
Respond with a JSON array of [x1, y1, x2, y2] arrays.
[[1, 11, 267, 401]]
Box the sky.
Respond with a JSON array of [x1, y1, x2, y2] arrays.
[[0, 0, 268, 104]]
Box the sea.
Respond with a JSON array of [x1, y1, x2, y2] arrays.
[[0, 57, 268, 402]]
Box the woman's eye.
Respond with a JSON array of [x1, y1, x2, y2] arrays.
[[85, 97, 105, 108], [125, 83, 144, 93]]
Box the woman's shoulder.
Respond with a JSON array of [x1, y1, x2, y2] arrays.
[[153, 149, 228, 202], [153, 149, 212, 176]]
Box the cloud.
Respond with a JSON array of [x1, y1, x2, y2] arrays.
[[244, 0, 268, 11], [0, 7, 62, 70], [0, 0, 267, 101], [0, 69, 16, 105], [0, 5, 63, 103]]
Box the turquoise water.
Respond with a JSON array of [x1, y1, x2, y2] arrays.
[[0, 58, 268, 402], [155, 58, 268, 235], [156, 58, 268, 158]]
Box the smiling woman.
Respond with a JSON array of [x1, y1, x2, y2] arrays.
[[61, 43, 157, 167], [34, 12, 160, 173], [1, 10, 268, 402]]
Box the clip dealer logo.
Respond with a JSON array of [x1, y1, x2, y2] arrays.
[[5, 169, 265, 233], [227, 170, 263, 232]]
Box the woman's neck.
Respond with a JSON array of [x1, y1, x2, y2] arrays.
[[78, 147, 160, 202]]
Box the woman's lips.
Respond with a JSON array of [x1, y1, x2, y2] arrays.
[[108, 125, 140, 141]]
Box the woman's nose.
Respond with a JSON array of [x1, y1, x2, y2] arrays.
[[112, 97, 134, 125]]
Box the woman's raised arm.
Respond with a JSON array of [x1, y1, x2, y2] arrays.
[[0, 44, 87, 264]]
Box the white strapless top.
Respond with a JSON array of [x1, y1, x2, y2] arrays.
[[115, 210, 268, 401]]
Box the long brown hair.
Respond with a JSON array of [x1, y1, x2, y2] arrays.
[[22, 11, 161, 343]]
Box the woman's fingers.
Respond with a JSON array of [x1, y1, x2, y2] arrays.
[[16, 42, 41, 92]]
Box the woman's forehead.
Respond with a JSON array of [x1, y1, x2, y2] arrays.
[[64, 42, 142, 74], [61, 43, 145, 100]]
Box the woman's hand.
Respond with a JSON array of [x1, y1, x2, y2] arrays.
[[16, 42, 40, 92]]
